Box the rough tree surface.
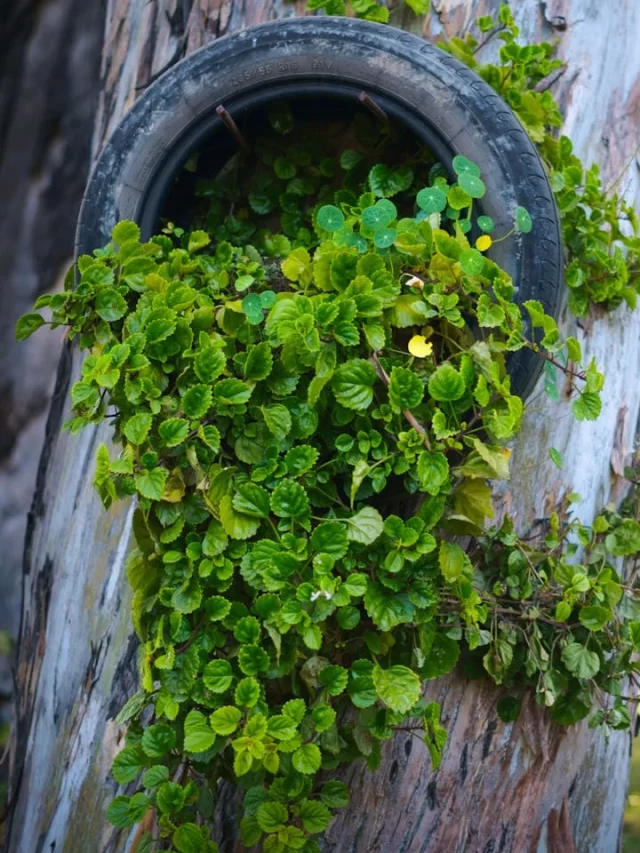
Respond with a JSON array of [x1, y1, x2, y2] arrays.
[[0, 0, 104, 804], [8, 1, 640, 852]]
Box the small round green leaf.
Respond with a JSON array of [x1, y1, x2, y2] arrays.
[[515, 206, 533, 233], [416, 187, 447, 214], [317, 205, 345, 232], [459, 248, 485, 276], [458, 173, 486, 198]]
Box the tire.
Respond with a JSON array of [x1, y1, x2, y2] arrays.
[[76, 16, 563, 400]]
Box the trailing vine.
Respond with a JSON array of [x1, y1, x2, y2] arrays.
[[15, 5, 640, 853]]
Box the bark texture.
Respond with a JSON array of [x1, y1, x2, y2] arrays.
[[7, 1, 640, 852], [0, 0, 104, 798]]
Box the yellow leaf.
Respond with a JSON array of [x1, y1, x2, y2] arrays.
[[408, 335, 433, 358], [476, 235, 492, 252]]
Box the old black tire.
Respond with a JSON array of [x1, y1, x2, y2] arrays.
[[76, 16, 563, 400]]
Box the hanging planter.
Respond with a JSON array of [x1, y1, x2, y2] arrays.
[[77, 17, 562, 401]]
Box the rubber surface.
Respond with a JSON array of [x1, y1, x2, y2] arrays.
[[76, 17, 563, 400]]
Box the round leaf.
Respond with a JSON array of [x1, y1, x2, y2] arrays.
[[515, 206, 533, 233], [317, 205, 345, 232], [416, 187, 447, 214]]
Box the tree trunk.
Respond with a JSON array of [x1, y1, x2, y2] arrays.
[[8, 1, 640, 852], [0, 0, 104, 793]]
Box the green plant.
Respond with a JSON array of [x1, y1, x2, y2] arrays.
[[15, 7, 640, 853], [441, 3, 640, 317]]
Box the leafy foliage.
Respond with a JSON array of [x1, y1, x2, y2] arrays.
[[17, 5, 640, 849], [439, 3, 640, 317]]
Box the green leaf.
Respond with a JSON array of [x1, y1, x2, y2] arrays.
[[210, 706, 242, 736], [96, 290, 128, 323], [364, 584, 414, 631], [202, 659, 234, 693], [157, 780, 186, 815], [428, 363, 466, 402], [369, 164, 413, 198], [112, 745, 144, 783], [373, 227, 397, 249], [184, 709, 215, 752], [135, 467, 168, 501], [182, 384, 213, 419], [319, 664, 348, 696], [421, 632, 459, 679], [124, 412, 152, 445], [235, 677, 261, 707], [317, 205, 345, 232], [158, 418, 189, 447], [238, 644, 270, 676], [244, 341, 273, 381], [242, 293, 264, 325], [107, 796, 134, 828], [459, 249, 485, 276], [141, 723, 176, 758], [515, 206, 533, 233], [372, 664, 421, 713], [605, 519, 640, 556], [214, 378, 252, 406], [282, 247, 311, 283], [142, 765, 170, 789], [292, 743, 322, 774], [233, 483, 271, 517], [173, 823, 207, 853], [561, 642, 600, 679], [270, 480, 309, 518], [572, 392, 602, 422], [416, 187, 447, 214], [417, 451, 449, 495], [452, 155, 481, 177], [219, 494, 261, 540], [205, 595, 232, 621], [423, 701, 447, 769], [332, 359, 377, 411], [15, 312, 45, 341], [282, 698, 307, 724], [578, 605, 612, 631], [321, 780, 350, 808], [262, 404, 292, 440], [438, 541, 471, 583], [187, 230, 211, 252], [285, 445, 319, 476], [346, 506, 384, 544], [477, 215, 495, 233], [195, 346, 226, 383], [257, 802, 288, 833], [311, 521, 349, 558], [171, 579, 202, 614], [458, 173, 486, 198], [388, 367, 424, 412], [362, 199, 397, 229], [113, 220, 140, 244], [300, 799, 332, 833], [312, 705, 336, 732], [266, 714, 298, 741]]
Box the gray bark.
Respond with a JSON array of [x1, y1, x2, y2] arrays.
[[7, 1, 640, 851], [0, 0, 104, 792]]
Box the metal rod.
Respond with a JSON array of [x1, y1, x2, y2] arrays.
[[216, 104, 250, 152], [358, 91, 389, 125]]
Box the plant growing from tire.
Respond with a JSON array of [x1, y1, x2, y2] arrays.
[[15, 7, 640, 853]]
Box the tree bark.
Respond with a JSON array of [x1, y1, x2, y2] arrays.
[[8, 1, 640, 852], [0, 0, 104, 791]]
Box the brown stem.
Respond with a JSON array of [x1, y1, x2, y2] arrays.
[[369, 353, 432, 451]]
